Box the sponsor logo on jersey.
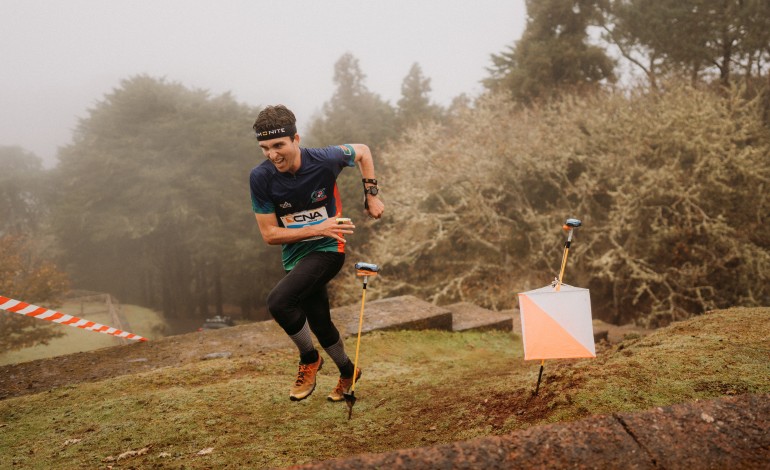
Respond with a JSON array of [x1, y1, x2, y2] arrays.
[[284, 211, 325, 224], [311, 188, 328, 203], [280, 201, 292, 209], [280, 207, 329, 242]]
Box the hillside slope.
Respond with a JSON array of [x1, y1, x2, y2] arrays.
[[1, 306, 768, 468]]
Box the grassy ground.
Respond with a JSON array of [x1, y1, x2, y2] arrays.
[[0, 302, 166, 366], [1, 307, 768, 469]]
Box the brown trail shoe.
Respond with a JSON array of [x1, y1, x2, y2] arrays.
[[327, 368, 362, 402], [290, 356, 323, 401]]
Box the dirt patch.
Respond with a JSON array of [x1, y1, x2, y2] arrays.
[[480, 388, 560, 427], [408, 361, 590, 437], [0, 320, 292, 400]]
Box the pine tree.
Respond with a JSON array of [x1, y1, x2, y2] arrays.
[[396, 63, 443, 129], [485, 0, 615, 103]]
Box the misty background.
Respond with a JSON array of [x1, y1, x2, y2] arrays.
[[1, 0, 527, 167], [2, 0, 769, 353]]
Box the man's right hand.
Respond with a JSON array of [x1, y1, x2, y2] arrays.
[[318, 215, 355, 243]]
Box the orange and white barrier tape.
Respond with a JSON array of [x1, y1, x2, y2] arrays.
[[0, 295, 147, 342]]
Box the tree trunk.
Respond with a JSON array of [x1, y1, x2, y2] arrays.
[[720, 24, 732, 87], [240, 296, 252, 320], [197, 263, 209, 318], [214, 261, 223, 317]]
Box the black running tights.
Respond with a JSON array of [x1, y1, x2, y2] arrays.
[[266, 251, 345, 349]]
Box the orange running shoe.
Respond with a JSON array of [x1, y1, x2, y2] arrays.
[[327, 368, 362, 402], [289, 356, 323, 401]]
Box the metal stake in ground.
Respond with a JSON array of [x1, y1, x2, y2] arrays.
[[534, 218, 582, 396], [344, 262, 380, 420]]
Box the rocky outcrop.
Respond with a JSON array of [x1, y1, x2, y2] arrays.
[[444, 302, 514, 332], [292, 393, 770, 469], [332, 295, 454, 334]]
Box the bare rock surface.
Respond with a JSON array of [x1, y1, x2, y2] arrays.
[[292, 393, 770, 469], [444, 302, 514, 332], [331, 295, 453, 335], [500, 308, 522, 335]]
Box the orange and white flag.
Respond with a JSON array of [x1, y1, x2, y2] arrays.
[[518, 284, 595, 360]]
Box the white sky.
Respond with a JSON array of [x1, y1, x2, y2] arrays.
[[1, 0, 526, 167]]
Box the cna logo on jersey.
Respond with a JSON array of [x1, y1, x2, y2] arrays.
[[310, 188, 328, 203], [280, 206, 328, 241]]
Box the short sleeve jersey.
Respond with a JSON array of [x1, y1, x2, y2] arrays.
[[250, 145, 356, 271]]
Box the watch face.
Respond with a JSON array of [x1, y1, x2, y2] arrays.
[[367, 186, 379, 196]]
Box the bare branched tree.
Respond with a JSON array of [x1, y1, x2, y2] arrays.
[[334, 82, 770, 327]]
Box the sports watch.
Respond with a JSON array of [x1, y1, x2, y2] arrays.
[[362, 178, 379, 210], [362, 178, 379, 196]]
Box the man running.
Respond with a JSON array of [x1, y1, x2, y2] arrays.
[[249, 105, 384, 402]]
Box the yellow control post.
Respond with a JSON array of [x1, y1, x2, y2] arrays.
[[344, 262, 379, 419]]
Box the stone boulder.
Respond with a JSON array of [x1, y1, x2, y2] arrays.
[[332, 295, 453, 336]]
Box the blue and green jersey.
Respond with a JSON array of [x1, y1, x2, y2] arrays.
[[249, 145, 356, 270]]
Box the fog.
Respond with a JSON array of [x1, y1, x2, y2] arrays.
[[1, 0, 526, 168]]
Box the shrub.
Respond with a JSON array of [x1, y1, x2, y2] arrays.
[[337, 82, 769, 327]]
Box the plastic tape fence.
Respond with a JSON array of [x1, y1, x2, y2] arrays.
[[0, 295, 147, 342]]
